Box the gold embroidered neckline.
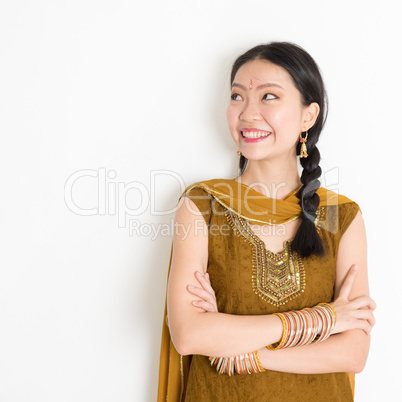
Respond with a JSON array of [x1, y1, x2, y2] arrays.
[[225, 210, 306, 307]]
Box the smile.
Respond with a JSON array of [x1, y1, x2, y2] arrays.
[[241, 130, 271, 142], [241, 130, 271, 139]]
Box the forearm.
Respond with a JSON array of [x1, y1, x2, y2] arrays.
[[170, 310, 283, 357], [259, 330, 370, 374]]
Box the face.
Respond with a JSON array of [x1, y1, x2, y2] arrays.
[[227, 59, 317, 162]]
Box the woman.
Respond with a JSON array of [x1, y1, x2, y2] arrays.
[[158, 42, 376, 401]]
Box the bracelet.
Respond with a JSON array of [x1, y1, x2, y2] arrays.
[[266, 303, 336, 350], [267, 312, 289, 350], [209, 350, 265, 375]]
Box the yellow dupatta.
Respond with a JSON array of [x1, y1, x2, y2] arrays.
[[157, 179, 356, 401]]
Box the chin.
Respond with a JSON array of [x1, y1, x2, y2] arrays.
[[242, 151, 271, 161]]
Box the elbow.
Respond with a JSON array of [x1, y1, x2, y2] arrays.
[[171, 319, 211, 356], [175, 345, 192, 357], [338, 331, 370, 373], [328, 348, 368, 373], [171, 336, 191, 356], [169, 326, 195, 356], [349, 354, 368, 374]]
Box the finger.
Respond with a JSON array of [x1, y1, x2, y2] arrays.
[[355, 311, 376, 329], [358, 310, 376, 328], [192, 300, 217, 312], [337, 265, 359, 300], [354, 309, 376, 326], [195, 271, 215, 295], [336, 313, 375, 335], [194, 271, 208, 287], [367, 313, 376, 328], [350, 295, 377, 311], [361, 319, 374, 335], [187, 285, 202, 295], [343, 317, 372, 336], [187, 285, 215, 303], [356, 320, 372, 336]]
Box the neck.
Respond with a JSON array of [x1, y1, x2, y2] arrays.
[[236, 157, 301, 200]]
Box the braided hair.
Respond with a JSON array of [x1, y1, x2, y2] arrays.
[[231, 42, 328, 258]]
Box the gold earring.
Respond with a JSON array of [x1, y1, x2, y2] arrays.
[[299, 131, 308, 158], [237, 150, 242, 156]]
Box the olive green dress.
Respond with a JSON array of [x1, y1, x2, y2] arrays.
[[183, 187, 359, 402]]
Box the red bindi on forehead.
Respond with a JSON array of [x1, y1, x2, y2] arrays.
[[249, 79, 253, 90]]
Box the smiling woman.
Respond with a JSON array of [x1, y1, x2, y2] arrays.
[[157, 42, 376, 401]]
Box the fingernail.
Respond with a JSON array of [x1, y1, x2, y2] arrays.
[[353, 265, 359, 270], [192, 300, 198, 305], [188, 285, 194, 290]]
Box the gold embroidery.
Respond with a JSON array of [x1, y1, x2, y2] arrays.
[[315, 206, 326, 234], [225, 210, 306, 307]]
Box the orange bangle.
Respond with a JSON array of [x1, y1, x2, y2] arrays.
[[254, 350, 266, 372], [319, 302, 337, 326], [282, 312, 295, 348], [267, 313, 288, 350], [288, 310, 303, 347]]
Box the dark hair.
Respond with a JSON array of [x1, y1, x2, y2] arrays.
[[231, 42, 328, 258]]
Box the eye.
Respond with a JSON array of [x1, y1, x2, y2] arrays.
[[231, 93, 243, 101], [262, 93, 278, 100]]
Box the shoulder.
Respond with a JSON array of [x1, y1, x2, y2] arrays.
[[317, 188, 361, 238], [181, 178, 233, 197], [181, 182, 212, 202], [180, 177, 234, 205], [178, 178, 225, 225]]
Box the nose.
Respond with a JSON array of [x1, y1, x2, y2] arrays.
[[240, 100, 262, 121]]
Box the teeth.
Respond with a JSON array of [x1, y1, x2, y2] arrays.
[[241, 131, 270, 138]]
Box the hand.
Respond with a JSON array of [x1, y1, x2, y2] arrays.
[[187, 271, 218, 312], [330, 265, 376, 335]]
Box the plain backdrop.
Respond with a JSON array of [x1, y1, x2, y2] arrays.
[[0, 1, 400, 401]]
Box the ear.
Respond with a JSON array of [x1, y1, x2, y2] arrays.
[[302, 102, 320, 131]]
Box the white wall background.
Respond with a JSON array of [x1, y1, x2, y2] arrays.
[[0, 1, 400, 401]]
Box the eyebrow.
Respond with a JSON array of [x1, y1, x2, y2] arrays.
[[232, 82, 285, 90]]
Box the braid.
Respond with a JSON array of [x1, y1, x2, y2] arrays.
[[292, 141, 324, 258]]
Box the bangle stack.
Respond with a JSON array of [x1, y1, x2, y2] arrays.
[[267, 303, 336, 350], [209, 350, 265, 376]]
